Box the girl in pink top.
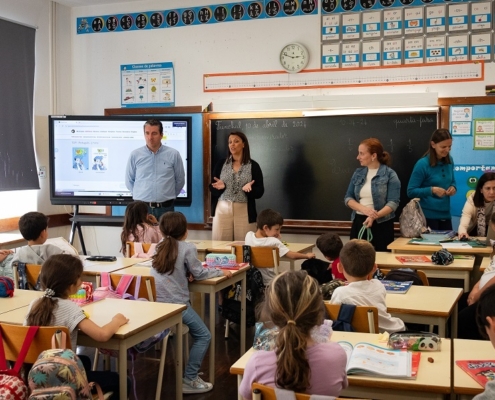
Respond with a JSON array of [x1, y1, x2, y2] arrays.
[[120, 200, 162, 255], [239, 270, 348, 399]]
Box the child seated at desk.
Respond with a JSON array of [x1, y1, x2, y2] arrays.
[[150, 211, 231, 394], [120, 200, 162, 256], [302, 232, 345, 284], [245, 208, 315, 285], [239, 270, 348, 399], [330, 239, 405, 333], [473, 285, 495, 399], [12, 212, 66, 266], [25, 254, 129, 398]]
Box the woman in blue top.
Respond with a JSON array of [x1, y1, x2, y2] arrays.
[[345, 138, 401, 251], [407, 129, 456, 230]]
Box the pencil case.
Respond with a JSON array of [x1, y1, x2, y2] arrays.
[[388, 331, 441, 351], [205, 253, 237, 267]]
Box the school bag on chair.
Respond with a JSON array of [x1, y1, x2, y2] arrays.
[[93, 272, 134, 300], [28, 330, 104, 400], [400, 198, 428, 238], [0, 326, 38, 400]]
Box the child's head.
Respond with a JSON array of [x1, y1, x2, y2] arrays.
[[256, 209, 283, 237], [124, 201, 149, 225], [18, 212, 49, 241], [26, 254, 83, 326], [153, 212, 188, 275], [476, 285, 495, 346], [316, 232, 343, 260], [339, 239, 376, 278], [260, 270, 323, 393]]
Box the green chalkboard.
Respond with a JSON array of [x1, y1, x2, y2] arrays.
[[210, 113, 438, 223]]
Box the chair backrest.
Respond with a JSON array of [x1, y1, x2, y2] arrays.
[[25, 263, 42, 289], [108, 273, 156, 301], [324, 303, 379, 333], [0, 323, 71, 364], [416, 270, 429, 286], [231, 245, 280, 273], [125, 242, 154, 258], [252, 382, 367, 400]]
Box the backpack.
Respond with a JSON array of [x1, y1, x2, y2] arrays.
[[399, 198, 428, 238], [320, 279, 346, 301], [221, 246, 265, 327], [0, 277, 14, 298], [0, 326, 39, 400], [385, 269, 424, 286], [16, 262, 41, 291], [331, 304, 356, 332], [93, 272, 134, 301], [131, 243, 157, 259], [28, 347, 103, 400], [301, 258, 332, 285], [431, 249, 454, 265]]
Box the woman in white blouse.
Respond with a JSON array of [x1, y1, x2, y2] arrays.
[[458, 172, 495, 239]]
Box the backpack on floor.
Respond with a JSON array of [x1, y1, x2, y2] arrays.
[[399, 198, 428, 238], [0, 326, 39, 400], [221, 245, 265, 327], [28, 332, 103, 400]]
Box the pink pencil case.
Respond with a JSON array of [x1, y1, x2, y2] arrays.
[[205, 253, 237, 267]]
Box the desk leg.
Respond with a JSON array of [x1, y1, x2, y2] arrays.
[[76, 224, 87, 255], [463, 272, 470, 293], [451, 303, 458, 338], [237, 374, 243, 400], [176, 322, 183, 400], [240, 274, 246, 355], [289, 260, 295, 272], [209, 289, 216, 385], [438, 319, 446, 338], [118, 340, 127, 400]]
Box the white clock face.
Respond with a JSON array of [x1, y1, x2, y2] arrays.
[[280, 43, 309, 73]]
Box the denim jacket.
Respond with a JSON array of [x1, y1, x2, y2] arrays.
[[344, 164, 401, 223]]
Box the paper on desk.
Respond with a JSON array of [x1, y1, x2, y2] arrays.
[[441, 243, 472, 249]]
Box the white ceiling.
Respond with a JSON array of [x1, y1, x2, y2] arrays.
[[54, 0, 145, 6]]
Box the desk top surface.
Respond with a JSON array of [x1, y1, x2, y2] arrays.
[[0, 290, 42, 314], [454, 338, 495, 395], [82, 257, 146, 274], [376, 252, 475, 271], [386, 285, 463, 316], [81, 298, 185, 339], [231, 331, 451, 393], [187, 240, 232, 252], [0, 232, 25, 247], [388, 237, 492, 255], [205, 241, 315, 255]]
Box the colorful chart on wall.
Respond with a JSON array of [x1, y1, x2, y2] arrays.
[[121, 62, 175, 108], [204, 60, 482, 92], [322, 0, 472, 14]]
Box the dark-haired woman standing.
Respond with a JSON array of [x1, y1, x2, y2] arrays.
[[210, 131, 264, 241], [407, 129, 456, 230], [345, 138, 401, 251]]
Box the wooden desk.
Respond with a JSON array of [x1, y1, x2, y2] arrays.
[[0, 232, 25, 249], [480, 256, 492, 272], [376, 252, 475, 292], [0, 299, 186, 400], [230, 332, 451, 400], [82, 257, 146, 286], [188, 265, 248, 385], [0, 289, 42, 314], [78, 299, 185, 400], [206, 241, 315, 271], [387, 237, 493, 256], [187, 240, 232, 261], [386, 285, 463, 338], [454, 338, 494, 399]]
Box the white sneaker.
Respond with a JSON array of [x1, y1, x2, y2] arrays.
[[182, 376, 213, 394]]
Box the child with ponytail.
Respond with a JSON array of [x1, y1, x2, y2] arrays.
[[239, 270, 348, 399], [151, 211, 232, 394]]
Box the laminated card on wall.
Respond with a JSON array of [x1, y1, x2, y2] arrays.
[[362, 11, 381, 39], [470, 32, 492, 62], [426, 5, 446, 34], [342, 13, 361, 40], [322, 43, 340, 69], [342, 42, 360, 68], [404, 37, 424, 65], [383, 8, 403, 37], [448, 3, 469, 32], [471, 2, 492, 31], [448, 34, 469, 62], [362, 40, 381, 67], [404, 7, 424, 36], [322, 14, 340, 41], [426, 35, 446, 63], [383, 38, 403, 66]]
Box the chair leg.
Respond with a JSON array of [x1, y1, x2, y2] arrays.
[[92, 348, 99, 371], [224, 319, 230, 339], [184, 332, 189, 366], [155, 334, 169, 400]]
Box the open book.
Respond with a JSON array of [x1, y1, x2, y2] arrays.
[[338, 341, 420, 379], [381, 280, 413, 294], [456, 360, 495, 388]]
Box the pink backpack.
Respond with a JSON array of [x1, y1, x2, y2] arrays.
[[93, 273, 137, 301]]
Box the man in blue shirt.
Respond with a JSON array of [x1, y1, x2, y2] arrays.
[[125, 119, 185, 219]]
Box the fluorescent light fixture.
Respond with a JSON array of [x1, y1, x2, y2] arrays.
[[303, 106, 439, 117]]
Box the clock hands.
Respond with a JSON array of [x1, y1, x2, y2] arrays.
[[283, 52, 302, 59]]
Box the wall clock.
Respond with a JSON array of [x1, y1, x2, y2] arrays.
[[280, 43, 309, 73]]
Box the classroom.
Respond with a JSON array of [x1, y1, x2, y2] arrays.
[[2, 0, 495, 399]]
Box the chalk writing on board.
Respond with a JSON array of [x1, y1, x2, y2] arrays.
[[340, 118, 367, 126], [393, 115, 436, 128]]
